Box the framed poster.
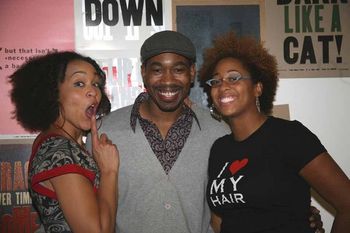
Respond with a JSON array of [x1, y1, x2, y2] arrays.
[[0, 139, 41, 233], [0, 0, 74, 138], [172, 0, 265, 107], [74, 0, 166, 112], [264, 1, 350, 78]]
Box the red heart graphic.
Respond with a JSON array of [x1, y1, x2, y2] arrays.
[[229, 158, 249, 175]]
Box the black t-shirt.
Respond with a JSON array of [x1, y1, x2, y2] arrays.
[[206, 117, 326, 233]]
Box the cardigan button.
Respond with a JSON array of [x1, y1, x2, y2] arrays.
[[164, 203, 171, 210]]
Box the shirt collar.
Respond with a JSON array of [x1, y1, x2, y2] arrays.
[[130, 92, 200, 132]]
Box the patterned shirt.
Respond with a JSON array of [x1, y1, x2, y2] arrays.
[[130, 92, 200, 174], [29, 134, 100, 233]]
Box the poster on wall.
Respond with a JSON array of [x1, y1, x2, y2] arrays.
[[0, 0, 75, 231], [173, 0, 265, 108], [0, 0, 75, 138], [265, 1, 350, 78], [0, 141, 40, 233], [74, 0, 166, 111]]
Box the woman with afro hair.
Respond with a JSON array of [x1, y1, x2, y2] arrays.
[[9, 51, 119, 233], [200, 32, 350, 233]]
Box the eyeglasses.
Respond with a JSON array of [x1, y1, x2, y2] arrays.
[[205, 71, 250, 87]]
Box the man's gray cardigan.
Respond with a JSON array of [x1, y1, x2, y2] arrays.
[[94, 104, 229, 233]]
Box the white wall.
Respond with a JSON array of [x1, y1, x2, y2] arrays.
[[276, 77, 350, 232]]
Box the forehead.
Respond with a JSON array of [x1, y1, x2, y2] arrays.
[[65, 59, 96, 77], [145, 52, 190, 66], [214, 57, 246, 73]]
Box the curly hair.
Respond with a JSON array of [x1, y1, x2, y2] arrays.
[[9, 51, 111, 132], [199, 31, 279, 115]]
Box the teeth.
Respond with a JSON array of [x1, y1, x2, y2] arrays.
[[159, 91, 178, 97], [220, 96, 235, 103]]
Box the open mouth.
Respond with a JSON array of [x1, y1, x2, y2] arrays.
[[159, 90, 179, 98], [86, 104, 98, 118], [220, 96, 236, 104], [156, 86, 182, 101]]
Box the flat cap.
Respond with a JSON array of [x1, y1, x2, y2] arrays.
[[140, 30, 196, 63]]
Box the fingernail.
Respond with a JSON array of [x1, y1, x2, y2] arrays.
[[96, 113, 104, 120]]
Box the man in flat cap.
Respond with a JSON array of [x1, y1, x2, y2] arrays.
[[94, 30, 228, 233]]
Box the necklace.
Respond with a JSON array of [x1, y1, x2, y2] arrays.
[[54, 125, 88, 154]]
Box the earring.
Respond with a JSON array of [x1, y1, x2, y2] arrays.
[[256, 97, 261, 113], [209, 104, 222, 121]]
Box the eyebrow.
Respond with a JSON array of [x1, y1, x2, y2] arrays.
[[69, 70, 87, 77], [147, 61, 161, 67], [174, 61, 191, 67]]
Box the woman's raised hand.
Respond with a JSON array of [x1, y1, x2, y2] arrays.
[[90, 115, 119, 174]]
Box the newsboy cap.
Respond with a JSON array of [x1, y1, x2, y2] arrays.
[[140, 30, 196, 63]]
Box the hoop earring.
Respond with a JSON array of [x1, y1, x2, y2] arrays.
[[209, 104, 222, 121], [256, 97, 261, 113]]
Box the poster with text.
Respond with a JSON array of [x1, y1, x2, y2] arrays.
[[0, 142, 40, 233], [0, 0, 75, 138], [74, 0, 166, 111], [265, 1, 350, 78]]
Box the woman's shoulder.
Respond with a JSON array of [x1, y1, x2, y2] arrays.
[[31, 134, 89, 168], [267, 116, 321, 147], [32, 134, 67, 156], [212, 133, 233, 147], [267, 116, 305, 131]]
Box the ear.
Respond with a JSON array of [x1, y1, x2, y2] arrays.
[[190, 63, 196, 83], [55, 103, 65, 128], [255, 82, 263, 97], [141, 64, 147, 83]]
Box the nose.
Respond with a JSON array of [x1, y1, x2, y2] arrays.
[[218, 78, 231, 90], [161, 69, 174, 83], [86, 85, 98, 97]]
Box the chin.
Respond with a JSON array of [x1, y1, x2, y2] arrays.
[[219, 109, 238, 118], [157, 102, 182, 112], [79, 122, 92, 132], [83, 127, 91, 132]]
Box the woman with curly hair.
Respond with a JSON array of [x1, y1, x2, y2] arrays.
[[9, 51, 119, 233], [200, 32, 350, 233]]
